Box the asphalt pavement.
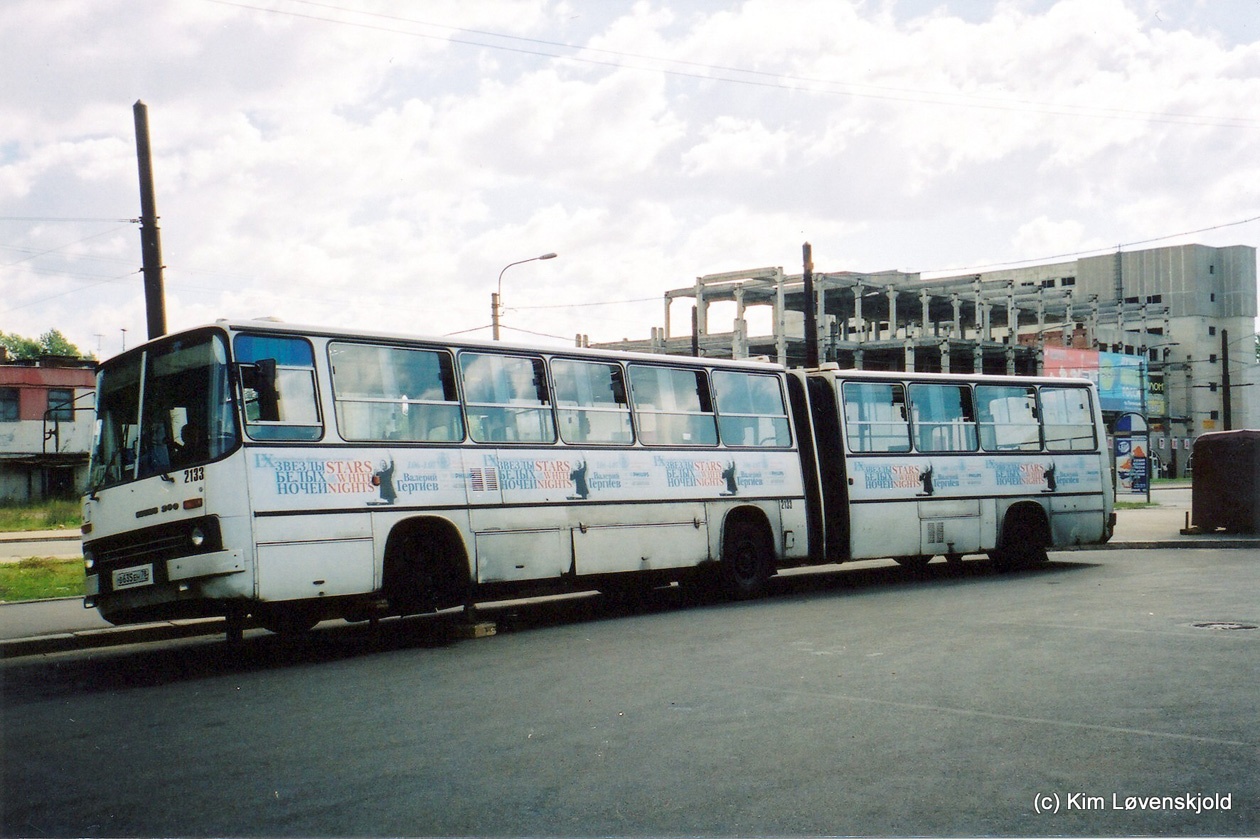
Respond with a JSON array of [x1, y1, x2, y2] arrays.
[[2, 483, 1257, 658]]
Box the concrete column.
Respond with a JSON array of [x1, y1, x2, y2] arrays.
[[694, 278, 708, 335], [732, 287, 747, 359], [887, 286, 898, 341], [920, 290, 931, 338], [940, 340, 951, 374], [973, 279, 984, 337], [951, 293, 962, 338], [774, 268, 787, 366], [854, 284, 864, 342], [1006, 284, 1016, 344], [904, 339, 915, 372]]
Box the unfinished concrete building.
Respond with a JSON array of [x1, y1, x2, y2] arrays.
[[595, 243, 1258, 477]]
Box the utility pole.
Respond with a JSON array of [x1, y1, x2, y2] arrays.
[[1222, 329, 1232, 430], [803, 242, 818, 368], [133, 100, 166, 340]]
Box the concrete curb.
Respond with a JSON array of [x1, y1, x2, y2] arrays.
[[3, 537, 1257, 660], [2, 617, 229, 659], [1057, 539, 1260, 551], [0, 531, 79, 544]]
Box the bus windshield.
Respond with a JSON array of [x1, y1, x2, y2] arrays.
[[88, 330, 239, 490]]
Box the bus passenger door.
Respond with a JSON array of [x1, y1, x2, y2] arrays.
[[807, 376, 850, 561]]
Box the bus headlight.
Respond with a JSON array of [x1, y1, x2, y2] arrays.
[[83, 549, 95, 571], [190, 526, 206, 548]]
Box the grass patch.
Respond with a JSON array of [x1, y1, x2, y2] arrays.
[[0, 557, 84, 602], [0, 499, 81, 532], [1114, 501, 1156, 510]]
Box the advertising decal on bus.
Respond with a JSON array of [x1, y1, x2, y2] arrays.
[[247, 448, 802, 512]]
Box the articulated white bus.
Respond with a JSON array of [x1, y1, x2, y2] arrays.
[[81, 321, 1113, 640]]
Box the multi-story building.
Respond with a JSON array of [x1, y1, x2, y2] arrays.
[[596, 243, 1258, 477], [0, 355, 96, 502]]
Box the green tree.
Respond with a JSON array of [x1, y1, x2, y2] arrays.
[[38, 329, 82, 357], [0, 330, 87, 360]]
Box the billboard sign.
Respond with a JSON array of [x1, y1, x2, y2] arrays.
[[1043, 346, 1160, 415]]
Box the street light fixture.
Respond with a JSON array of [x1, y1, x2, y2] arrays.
[[492, 252, 557, 340]]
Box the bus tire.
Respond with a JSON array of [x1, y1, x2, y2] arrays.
[[991, 505, 1050, 571], [719, 519, 773, 599], [383, 519, 471, 615]]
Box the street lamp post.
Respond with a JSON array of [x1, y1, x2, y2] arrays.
[[492, 252, 557, 340]]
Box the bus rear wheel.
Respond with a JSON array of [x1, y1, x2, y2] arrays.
[[719, 519, 773, 600], [990, 507, 1050, 571]]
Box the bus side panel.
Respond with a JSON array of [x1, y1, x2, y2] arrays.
[[575, 508, 709, 574], [253, 513, 375, 601], [198, 450, 256, 601], [245, 446, 467, 598], [1044, 452, 1110, 547], [476, 528, 571, 582], [848, 501, 922, 560]]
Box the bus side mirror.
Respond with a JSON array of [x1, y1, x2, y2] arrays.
[[610, 369, 628, 405], [238, 359, 280, 421]]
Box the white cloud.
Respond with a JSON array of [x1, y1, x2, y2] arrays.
[[681, 116, 792, 175], [1, 0, 1256, 355]]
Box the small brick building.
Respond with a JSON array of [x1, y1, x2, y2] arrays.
[[0, 355, 96, 502]]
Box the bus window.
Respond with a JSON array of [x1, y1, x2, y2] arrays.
[[712, 370, 791, 447], [330, 343, 463, 442], [89, 353, 142, 488], [460, 352, 556, 444], [551, 358, 633, 445], [1041, 386, 1097, 451], [140, 334, 238, 475], [628, 365, 718, 446], [909, 384, 977, 452], [976, 385, 1041, 451], [234, 334, 322, 441], [842, 382, 910, 453]]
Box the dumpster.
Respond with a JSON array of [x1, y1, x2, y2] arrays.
[[1191, 430, 1260, 533]]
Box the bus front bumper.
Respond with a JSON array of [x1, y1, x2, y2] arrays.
[[85, 549, 246, 599]]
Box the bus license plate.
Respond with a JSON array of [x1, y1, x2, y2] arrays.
[[113, 564, 154, 590]]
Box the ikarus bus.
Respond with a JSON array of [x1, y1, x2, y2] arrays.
[[81, 320, 1113, 642]]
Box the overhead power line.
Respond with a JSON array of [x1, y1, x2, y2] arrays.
[[208, 0, 1258, 130], [919, 213, 1260, 276], [0, 216, 137, 223]]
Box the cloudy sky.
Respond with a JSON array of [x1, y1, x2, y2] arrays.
[[2, 0, 1257, 358]]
